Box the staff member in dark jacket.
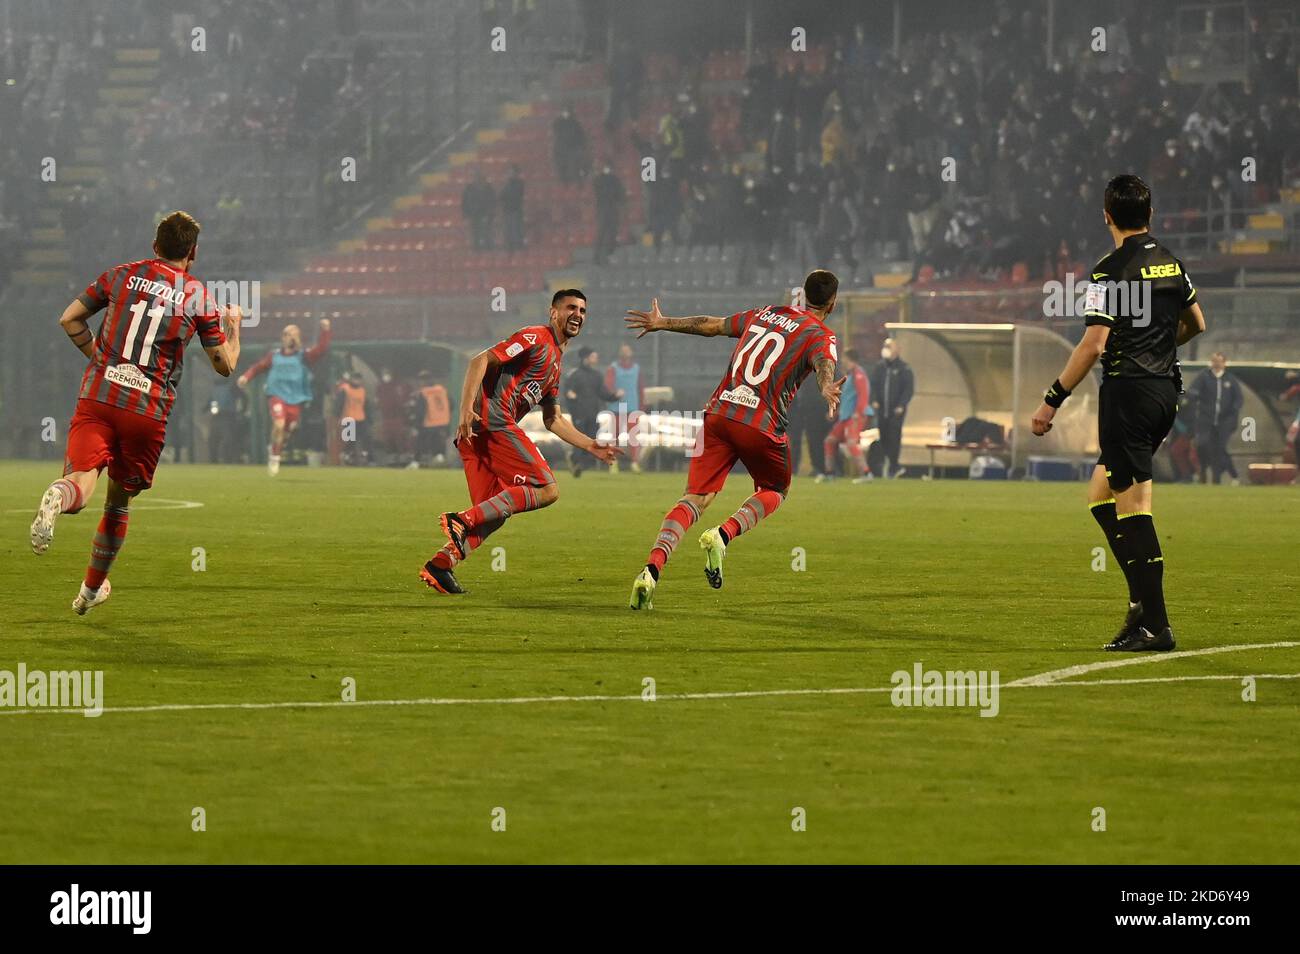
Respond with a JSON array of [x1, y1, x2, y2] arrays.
[[565, 346, 622, 476], [1188, 352, 1243, 485], [869, 337, 914, 478]]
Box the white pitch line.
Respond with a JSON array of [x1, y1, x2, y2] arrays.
[[0, 664, 1297, 718], [1003, 640, 1300, 687], [0, 687, 877, 717], [1044, 673, 1300, 688], [4, 497, 203, 514]]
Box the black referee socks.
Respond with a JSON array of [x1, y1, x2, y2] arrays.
[[1117, 513, 1168, 632], [1090, 500, 1140, 604]]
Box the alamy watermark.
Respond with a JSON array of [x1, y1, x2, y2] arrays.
[[0, 663, 104, 717], [50, 885, 150, 934], [890, 663, 1000, 717], [1042, 273, 1151, 327], [602, 404, 705, 458]]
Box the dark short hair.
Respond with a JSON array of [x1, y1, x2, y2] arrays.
[[845, 348, 860, 364], [803, 269, 838, 308], [1104, 175, 1152, 231], [552, 288, 587, 307], [578, 346, 594, 360], [155, 210, 200, 260]]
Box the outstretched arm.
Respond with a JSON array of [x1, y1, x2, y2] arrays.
[[237, 348, 273, 386], [542, 402, 622, 463], [625, 297, 731, 338], [304, 318, 332, 364]]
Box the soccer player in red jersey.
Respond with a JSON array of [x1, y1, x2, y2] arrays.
[[29, 211, 243, 614], [421, 289, 621, 594], [624, 270, 845, 609]]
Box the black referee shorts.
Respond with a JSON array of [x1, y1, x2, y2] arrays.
[[1096, 377, 1178, 491]]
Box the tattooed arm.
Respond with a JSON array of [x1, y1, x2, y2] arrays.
[[625, 298, 733, 338], [815, 357, 847, 418]]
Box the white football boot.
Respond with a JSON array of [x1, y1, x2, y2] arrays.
[[30, 484, 64, 555], [72, 579, 112, 615]]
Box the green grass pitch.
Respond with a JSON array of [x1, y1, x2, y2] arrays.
[[1, 459, 1297, 863]]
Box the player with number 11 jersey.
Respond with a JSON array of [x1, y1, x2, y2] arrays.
[[29, 211, 242, 615], [623, 269, 845, 609]]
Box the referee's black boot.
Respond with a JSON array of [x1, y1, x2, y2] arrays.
[[1103, 602, 1143, 648], [1103, 625, 1176, 653]]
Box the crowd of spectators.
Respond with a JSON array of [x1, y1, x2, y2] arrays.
[[0, 24, 97, 292], [460, 165, 531, 253], [572, 1, 1300, 283], [1, 0, 400, 296], [88, 1, 388, 279]]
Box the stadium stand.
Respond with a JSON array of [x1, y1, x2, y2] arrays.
[[2, 0, 1299, 468]]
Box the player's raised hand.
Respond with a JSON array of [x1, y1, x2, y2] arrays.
[[822, 375, 847, 418], [1031, 401, 1055, 436], [588, 441, 625, 465], [625, 298, 665, 338], [319, 318, 331, 332]]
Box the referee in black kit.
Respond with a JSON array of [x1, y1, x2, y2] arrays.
[[1032, 174, 1206, 652]]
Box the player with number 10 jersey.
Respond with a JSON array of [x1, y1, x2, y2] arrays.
[[624, 269, 845, 610]]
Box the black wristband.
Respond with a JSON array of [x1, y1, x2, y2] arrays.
[[1043, 379, 1070, 409]]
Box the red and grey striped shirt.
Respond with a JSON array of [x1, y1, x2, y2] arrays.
[[704, 305, 838, 437], [477, 324, 562, 431], [76, 259, 226, 422]]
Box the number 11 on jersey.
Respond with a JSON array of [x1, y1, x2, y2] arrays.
[[122, 298, 167, 366]]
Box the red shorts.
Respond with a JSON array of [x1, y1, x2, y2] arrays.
[[686, 413, 791, 495], [64, 399, 167, 492], [457, 425, 555, 503], [827, 416, 862, 448], [267, 396, 303, 427]]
